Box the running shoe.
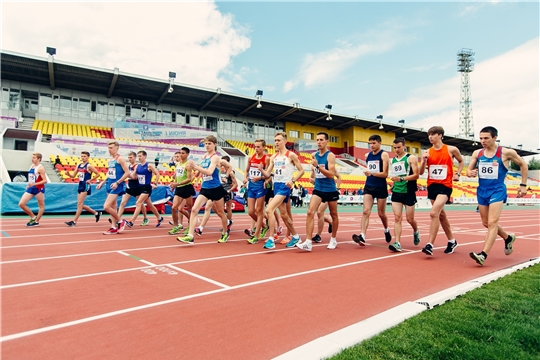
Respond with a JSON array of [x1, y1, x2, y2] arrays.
[[352, 234, 366, 246], [413, 231, 421, 246], [422, 243, 433, 256], [384, 231, 392, 243], [65, 220, 76, 227], [247, 236, 259, 244], [327, 238, 338, 250], [194, 227, 203, 236], [117, 220, 127, 233], [182, 228, 190, 235], [469, 251, 486, 266], [95, 211, 102, 223], [226, 219, 232, 233], [263, 238, 275, 249], [328, 223, 333, 234], [444, 240, 458, 254], [244, 228, 254, 237], [140, 218, 149, 226], [285, 235, 301, 248], [218, 232, 229, 243], [156, 217, 164, 228], [389, 242, 402, 252], [296, 241, 312, 252], [103, 227, 118, 235], [276, 226, 283, 236], [177, 234, 194, 244], [260, 226, 269, 238], [125, 221, 134, 228], [280, 235, 292, 245], [168, 226, 182, 235], [26, 221, 40, 227], [504, 234, 516, 255], [312, 234, 322, 243]]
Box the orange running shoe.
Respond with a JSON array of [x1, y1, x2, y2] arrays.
[[280, 235, 292, 244]]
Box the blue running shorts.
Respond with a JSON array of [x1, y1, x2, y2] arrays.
[[273, 182, 291, 203], [477, 185, 507, 206]]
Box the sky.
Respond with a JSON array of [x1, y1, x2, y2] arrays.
[[1, 1, 539, 155]]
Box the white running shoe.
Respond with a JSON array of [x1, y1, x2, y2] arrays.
[[327, 238, 338, 250], [296, 241, 312, 252]]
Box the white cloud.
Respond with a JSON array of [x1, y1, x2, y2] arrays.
[[385, 37, 539, 151], [1, 2, 251, 90], [283, 22, 412, 92]]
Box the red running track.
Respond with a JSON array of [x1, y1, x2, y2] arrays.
[[1, 208, 539, 359]]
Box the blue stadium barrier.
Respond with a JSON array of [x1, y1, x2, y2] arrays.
[[1, 183, 169, 214]]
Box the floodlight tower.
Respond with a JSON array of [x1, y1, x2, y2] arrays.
[[457, 48, 475, 138]]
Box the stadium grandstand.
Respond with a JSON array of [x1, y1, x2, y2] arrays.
[[1, 49, 539, 213]]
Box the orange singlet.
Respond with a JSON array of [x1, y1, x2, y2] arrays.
[[427, 144, 453, 188]]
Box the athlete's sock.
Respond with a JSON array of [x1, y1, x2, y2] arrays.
[[384, 228, 390, 233], [448, 238, 456, 244]]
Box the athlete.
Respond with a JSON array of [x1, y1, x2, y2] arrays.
[[19, 152, 47, 227], [118, 151, 148, 224], [467, 126, 528, 266], [96, 141, 130, 235], [259, 132, 304, 249], [296, 132, 340, 251], [244, 139, 270, 244], [177, 135, 232, 244], [65, 151, 102, 226], [418, 126, 464, 256], [387, 138, 420, 252], [311, 171, 341, 244], [352, 134, 391, 245], [168, 148, 195, 235], [220, 155, 238, 233], [125, 151, 163, 227]]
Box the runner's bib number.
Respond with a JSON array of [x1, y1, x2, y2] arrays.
[[315, 166, 325, 179], [78, 172, 86, 181], [107, 168, 116, 179], [478, 162, 498, 179], [176, 167, 185, 177], [249, 167, 261, 179], [138, 175, 146, 185], [202, 174, 213, 182], [429, 165, 447, 180], [28, 173, 35, 183], [391, 161, 407, 176], [274, 168, 285, 182], [367, 161, 379, 173]]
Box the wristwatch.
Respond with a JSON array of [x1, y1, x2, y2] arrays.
[[400, 177, 405, 182]]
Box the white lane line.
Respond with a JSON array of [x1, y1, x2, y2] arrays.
[[166, 264, 230, 289], [117, 251, 157, 266], [0, 249, 429, 342]]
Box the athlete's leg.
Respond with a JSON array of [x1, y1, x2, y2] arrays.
[[479, 201, 505, 253], [104, 194, 121, 224], [18, 193, 36, 219], [305, 195, 323, 240], [327, 200, 339, 238], [377, 198, 389, 229], [479, 204, 508, 240], [34, 192, 45, 222], [427, 195, 448, 245], [361, 194, 374, 235], [392, 202, 404, 243]]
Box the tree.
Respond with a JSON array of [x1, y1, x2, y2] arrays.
[[528, 157, 540, 170]]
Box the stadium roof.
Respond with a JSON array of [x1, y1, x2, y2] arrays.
[[1, 50, 537, 157]]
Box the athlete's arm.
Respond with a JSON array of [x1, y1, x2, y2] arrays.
[[243, 155, 252, 185], [290, 153, 305, 183], [418, 150, 429, 175], [335, 171, 342, 189], [148, 163, 160, 187], [230, 171, 238, 192], [466, 150, 480, 177], [36, 165, 48, 186], [87, 164, 100, 183], [372, 151, 389, 178], [407, 155, 420, 181], [312, 153, 337, 179], [450, 146, 464, 180], [259, 154, 275, 178], [504, 148, 528, 197], [115, 157, 131, 184]]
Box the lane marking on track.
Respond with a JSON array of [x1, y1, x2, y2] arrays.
[[2, 231, 10, 237], [1, 246, 475, 342], [3, 222, 539, 265], [1, 239, 490, 290], [117, 251, 157, 266], [166, 264, 230, 288]]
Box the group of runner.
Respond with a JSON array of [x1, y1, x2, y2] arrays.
[[20, 125, 529, 266]]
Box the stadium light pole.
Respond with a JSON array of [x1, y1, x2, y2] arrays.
[[377, 115, 383, 129], [325, 104, 332, 121], [256, 90, 263, 109]]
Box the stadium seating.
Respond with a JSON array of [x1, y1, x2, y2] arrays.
[[33, 120, 114, 139]]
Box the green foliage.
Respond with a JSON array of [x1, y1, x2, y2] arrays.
[[527, 157, 540, 170], [328, 264, 540, 360]]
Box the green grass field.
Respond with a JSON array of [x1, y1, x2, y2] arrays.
[[328, 263, 540, 360]]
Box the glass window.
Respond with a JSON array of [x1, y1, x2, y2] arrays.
[[381, 144, 392, 152], [223, 119, 231, 136], [131, 107, 141, 119], [72, 98, 79, 110], [156, 109, 162, 121], [2, 88, 9, 102], [52, 94, 60, 108], [162, 111, 171, 122], [147, 109, 156, 120], [330, 135, 338, 143], [236, 121, 243, 133], [303, 132, 312, 140], [355, 141, 369, 148], [79, 99, 91, 118], [60, 96, 71, 109], [114, 104, 124, 117], [9, 89, 20, 109], [190, 114, 199, 127], [289, 130, 299, 138]]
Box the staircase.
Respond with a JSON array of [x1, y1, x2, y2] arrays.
[[42, 161, 63, 183], [17, 117, 35, 131]]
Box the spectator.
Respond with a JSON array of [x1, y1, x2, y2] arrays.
[[154, 153, 160, 168], [54, 155, 61, 166], [299, 185, 307, 207], [352, 190, 357, 196], [291, 185, 300, 207]]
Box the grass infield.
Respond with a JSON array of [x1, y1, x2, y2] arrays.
[[328, 263, 540, 360]]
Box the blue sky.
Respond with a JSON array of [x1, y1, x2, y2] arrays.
[[2, 1, 538, 153]]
